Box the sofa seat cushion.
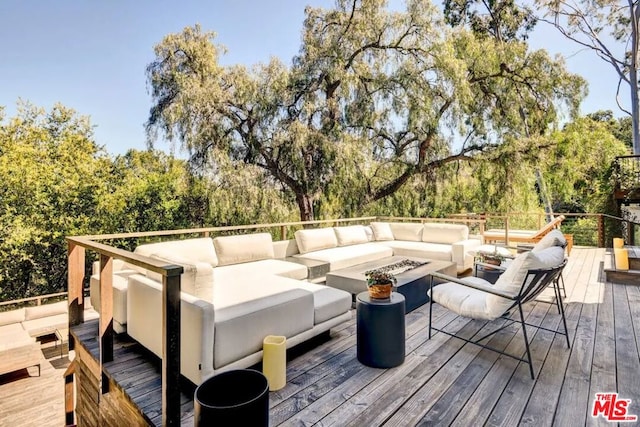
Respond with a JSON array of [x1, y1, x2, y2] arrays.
[[294, 282, 352, 324], [293, 243, 393, 271], [0, 323, 27, 335], [213, 259, 308, 282], [429, 276, 493, 320], [378, 240, 452, 262], [22, 313, 68, 337], [0, 329, 36, 351], [213, 278, 314, 369], [213, 233, 275, 266]]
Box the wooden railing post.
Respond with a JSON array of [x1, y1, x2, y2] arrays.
[[67, 241, 85, 326], [280, 225, 287, 240], [163, 270, 182, 426], [597, 214, 605, 248], [99, 254, 114, 365], [627, 220, 634, 246]]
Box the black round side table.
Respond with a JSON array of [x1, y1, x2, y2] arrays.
[[356, 291, 405, 368]]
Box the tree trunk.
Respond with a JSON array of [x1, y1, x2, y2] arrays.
[[295, 192, 315, 222]]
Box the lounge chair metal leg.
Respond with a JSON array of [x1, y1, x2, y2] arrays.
[[518, 302, 535, 380], [557, 287, 571, 349], [428, 276, 434, 340]]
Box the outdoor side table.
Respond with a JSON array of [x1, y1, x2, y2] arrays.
[[356, 292, 405, 368]]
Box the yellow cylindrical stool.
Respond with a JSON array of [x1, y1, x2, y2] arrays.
[[613, 237, 625, 248], [263, 335, 286, 391], [615, 248, 629, 270]]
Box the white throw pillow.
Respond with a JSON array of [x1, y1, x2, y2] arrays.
[[333, 225, 369, 246], [147, 251, 214, 297], [532, 229, 566, 253], [423, 223, 469, 244], [388, 222, 424, 242], [294, 228, 338, 254], [134, 237, 219, 267], [370, 222, 395, 241], [486, 246, 564, 317], [213, 233, 275, 266]]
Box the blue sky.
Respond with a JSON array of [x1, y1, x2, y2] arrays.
[[0, 0, 625, 155]]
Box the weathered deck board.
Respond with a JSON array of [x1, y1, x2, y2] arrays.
[[3, 247, 640, 427]]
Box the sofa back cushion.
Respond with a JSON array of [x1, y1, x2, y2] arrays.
[[213, 233, 275, 266], [370, 222, 394, 241], [135, 237, 218, 267], [389, 222, 423, 242], [487, 246, 565, 317], [295, 228, 338, 254], [146, 252, 214, 297], [24, 301, 68, 321], [532, 229, 566, 253], [0, 308, 26, 326], [423, 223, 469, 244], [333, 225, 369, 246]]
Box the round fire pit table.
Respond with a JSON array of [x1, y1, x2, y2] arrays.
[[356, 292, 405, 368]]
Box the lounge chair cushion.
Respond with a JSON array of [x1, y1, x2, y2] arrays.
[[295, 228, 338, 254], [333, 225, 369, 246], [389, 222, 423, 242], [423, 223, 469, 244], [0, 308, 25, 326], [487, 246, 565, 317], [429, 276, 493, 320], [532, 229, 566, 252], [213, 233, 275, 266], [370, 222, 394, 241]]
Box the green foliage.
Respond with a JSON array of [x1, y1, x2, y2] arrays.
[[0, 102, 110, 299], [146, 1, 585, 221]]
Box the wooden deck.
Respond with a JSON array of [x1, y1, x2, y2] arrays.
[[2, 247, 640, 426]]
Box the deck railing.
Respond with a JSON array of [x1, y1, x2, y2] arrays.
[[61, 212, 636, 425], [613, 154, 640, 194]]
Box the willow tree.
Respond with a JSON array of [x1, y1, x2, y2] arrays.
[[146, 0, 585, 221]]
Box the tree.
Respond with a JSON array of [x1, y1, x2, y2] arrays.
[[0, 102, 111, 299], [536, 0, 640, 154], [146, 0, 586, 221]]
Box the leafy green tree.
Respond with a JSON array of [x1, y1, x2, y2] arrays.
[[536, 0, 640, 154], [0, 102, 111, 299], [146, 0, 585, 221]]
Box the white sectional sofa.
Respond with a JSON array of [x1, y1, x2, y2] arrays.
[[0, 301, 68, 376], [90, 220, 480, 385], [293, 222, 481, 274]]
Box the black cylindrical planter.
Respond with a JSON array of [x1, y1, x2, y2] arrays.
[[194, 369, 269, 426]]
